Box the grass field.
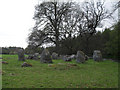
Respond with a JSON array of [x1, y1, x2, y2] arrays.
[[1, 54, 119, 88]]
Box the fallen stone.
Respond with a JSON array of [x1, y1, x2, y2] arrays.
[[63, 55, 72, 62], [48, 64, 56, 67], [21, 62, 32, 67], [2, 61, 8, 64]]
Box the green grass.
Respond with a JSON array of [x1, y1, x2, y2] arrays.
[[0, 54, 2, 89], [2, 54, 119, 88]]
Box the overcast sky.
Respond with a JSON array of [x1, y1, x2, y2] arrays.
[[0, 0, 118, 49], [0, 0, 38, 48]]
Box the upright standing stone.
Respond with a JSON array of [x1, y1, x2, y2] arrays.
[[40, 49, 52, 63], [76, 51, 85, 63], [34, 53, 39, 60], [51, 52, 58, 60], [17, 49, 25, 61], [93, 50, 102, 61]]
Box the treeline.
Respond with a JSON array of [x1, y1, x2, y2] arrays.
[[47, 22, 120, 60], [1, 46, 43, 55], [1, 47, 23, 54]]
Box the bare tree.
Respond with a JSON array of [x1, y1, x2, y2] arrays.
[[28, 1, 73, 50], [28, 1, 118, 54], [60, 3, 84, 39], [76, 1, 118, 54]]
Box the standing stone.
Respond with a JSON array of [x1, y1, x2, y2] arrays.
[[93, 50, 102, 61], [57, 55, 64, 60], [76, 51, 85, 63], [40, 49, 52, 63], [34, 53, 39, 60], [17, 49, 25, 61], [52, 52, 58, 60]]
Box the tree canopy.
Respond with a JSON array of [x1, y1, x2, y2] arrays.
[[27, 0, 119, 60]]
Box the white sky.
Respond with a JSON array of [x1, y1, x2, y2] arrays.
[[0, 0, 118, 49], [0, 0, 38, 48]]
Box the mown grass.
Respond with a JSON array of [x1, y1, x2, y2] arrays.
[[2, 54, 119, 88]]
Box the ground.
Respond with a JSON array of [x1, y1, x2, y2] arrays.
[[1, 54, 119, 88]]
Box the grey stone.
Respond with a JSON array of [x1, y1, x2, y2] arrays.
[[52, 52, 58, 60], [17, 49, 25, 61], [27, 54, 34, 59], [34, 53, 40, 60], [69, 54, 76, 60], [76, 51, 85, 63], [57, 55, 64, 60], [63, 55, 67, 61], [85, 55, 89, 61], [27, 53, 40, 60], [58, 63, 65, 65], [63, 55, 72, 62], [93, 50, 102, 61], [40, 49, 52, 63], [2, 61, 8, 64], [48, 64, 56, 67], [21, 62, 32, 67]]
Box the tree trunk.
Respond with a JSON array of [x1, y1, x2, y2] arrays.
[[54, 2, 59, 53], [85, 36, 90, 55]]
